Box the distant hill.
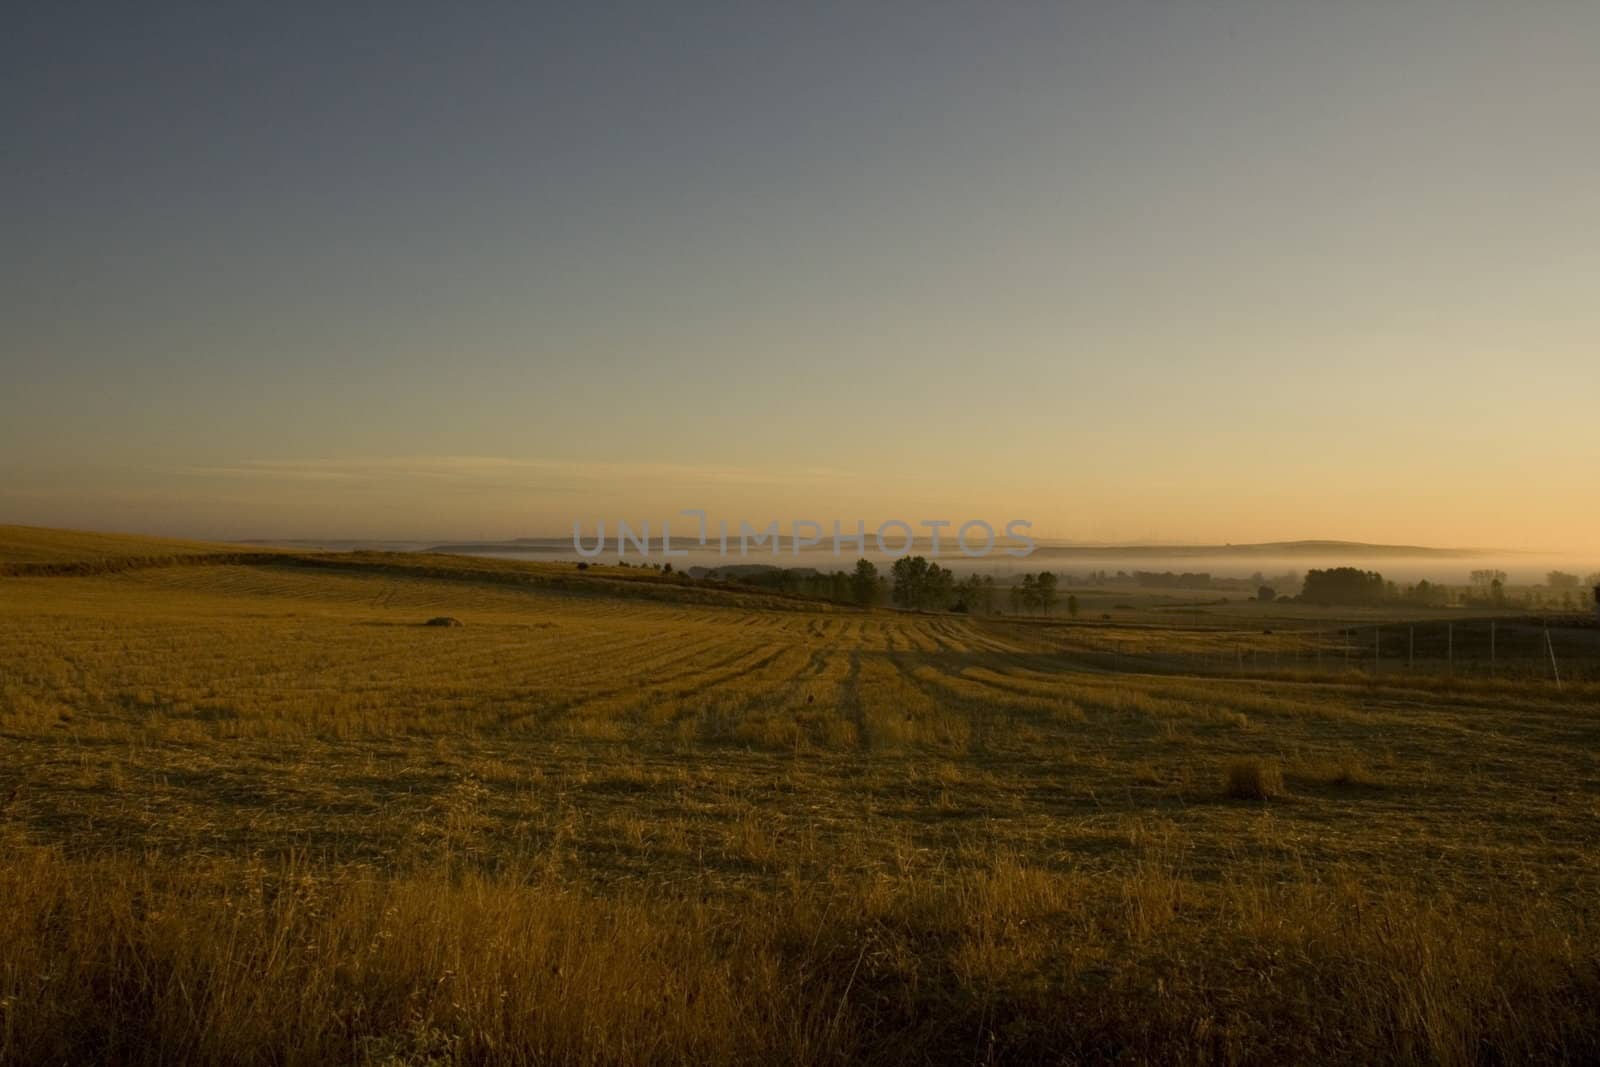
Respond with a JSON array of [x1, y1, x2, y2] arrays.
[[1, 525, 1506, 575], [423, 539, 573, 555], [0, 526, 840, 612], [1024, 540, 1496, 560], [0, 525, 248, 565], [415, 536, 1495, 560]]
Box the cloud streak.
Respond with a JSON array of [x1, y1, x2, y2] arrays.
[[174, 456, 865, 492]]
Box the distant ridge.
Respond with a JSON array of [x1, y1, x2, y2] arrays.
[[411, 537, 1502, 559], [423, 539, 573, 555], [18, 527, 1510, 561], [1025, 540, 1502, 559]]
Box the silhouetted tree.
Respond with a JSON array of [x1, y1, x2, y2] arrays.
[[1036, 572, 1059, 616], [927, 562, 954, 609], [850, 559, 879, 606], [1404, 579, 1449, 607], [1300, 568, 1387, 605], [892, 556, 953, 610], [1017, 574, 1038, 614], [1470, 569, 1508, 598], [953, 574, 994, 615], [892, 557, 919, 607]]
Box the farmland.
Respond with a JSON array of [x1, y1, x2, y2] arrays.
[[2, 528, 1598, 1064]]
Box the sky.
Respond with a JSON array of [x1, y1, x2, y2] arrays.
[[4, 2, 1598, 551]]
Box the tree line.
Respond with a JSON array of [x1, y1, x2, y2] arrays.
[[1299, 566, 1600, 609], [679, 557, 1082, 616]]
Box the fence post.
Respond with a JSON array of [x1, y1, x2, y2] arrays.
[[1546, 626, 1562, 690]]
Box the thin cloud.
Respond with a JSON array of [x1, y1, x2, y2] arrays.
[[172, 456, 865, 491]]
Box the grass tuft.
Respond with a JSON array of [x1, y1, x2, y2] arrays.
[[1224, 757, 1285, 800]]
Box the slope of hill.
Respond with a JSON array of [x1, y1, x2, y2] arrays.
[[0, 524, 244, 564], [0, 526, 844, 612]]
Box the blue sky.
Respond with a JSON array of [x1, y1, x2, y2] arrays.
[[4, 3, 1598, 548]]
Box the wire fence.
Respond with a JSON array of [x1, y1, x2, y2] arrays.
[[1051, 616, 1600, 686]]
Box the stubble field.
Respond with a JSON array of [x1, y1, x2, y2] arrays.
[[2, 528, 1598, 1064]]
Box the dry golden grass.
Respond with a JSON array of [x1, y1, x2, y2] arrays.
[[0, 523, 241, 564], [3, 844, 1596, 1066], [2, 536, 1598, 1064]]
